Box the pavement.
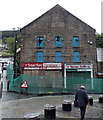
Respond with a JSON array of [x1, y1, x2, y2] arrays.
[[1, 92, 103, 120]]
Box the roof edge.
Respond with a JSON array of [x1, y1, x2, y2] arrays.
[[21, 4, 95, 32]]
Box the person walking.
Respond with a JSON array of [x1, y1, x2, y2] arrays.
[[75, 85, 89, 120]]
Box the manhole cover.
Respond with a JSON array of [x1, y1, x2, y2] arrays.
[[24, 112, 40, 118]]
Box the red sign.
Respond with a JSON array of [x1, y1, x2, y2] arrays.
[[22, 63, 43, 68], [20, 81, 28, 88], [21, 63, 64, 70]]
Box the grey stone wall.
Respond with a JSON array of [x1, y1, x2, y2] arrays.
[[20, 5, 97, 77]]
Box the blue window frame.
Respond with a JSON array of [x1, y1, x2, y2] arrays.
[[36, 51, 44, 62], [55, 51, 62, 62], [55, 36, 62, 47], [36, 36, 44, 47], [72, 36, 80, 47], [73, 51, 80, 62]]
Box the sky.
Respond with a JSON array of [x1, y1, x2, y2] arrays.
[[0, 0, 102, 34], [101, 1, 103, 33]]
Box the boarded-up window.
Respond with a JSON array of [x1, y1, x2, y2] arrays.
[[73, 51, 80, 62], [55, 36, 62, 47], [36, 51, 44, 62], [36, 36, 44, 47], [55, 51, 62, 62]]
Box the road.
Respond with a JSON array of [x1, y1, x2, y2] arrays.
[[1, 70, 103, 119], [1, 91, 103, 119]]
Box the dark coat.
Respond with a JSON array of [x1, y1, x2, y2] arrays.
[[75, 88, 89, 107]]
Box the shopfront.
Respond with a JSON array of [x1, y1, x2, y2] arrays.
[[21, 63, 64, 88], [64, 64, 93, 88]]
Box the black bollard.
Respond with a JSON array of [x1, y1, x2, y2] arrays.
[[7, 80, 10, 91], [0, 81, 3, 98], [62, 100, 72, 111], [44, 104, 56, 119], [89, 96, 93, 105], [99, 95, 103, 103]]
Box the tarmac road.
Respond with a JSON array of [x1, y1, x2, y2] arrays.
[[1, 92, 103, 119]]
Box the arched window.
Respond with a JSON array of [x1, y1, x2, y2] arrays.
[[72, 36, 80, 47]]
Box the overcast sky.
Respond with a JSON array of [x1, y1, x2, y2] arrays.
[[101, 1, 103, 33], [0, 0, 102, 33]]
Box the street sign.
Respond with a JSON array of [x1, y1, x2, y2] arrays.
[[20, 81, 28, 88]]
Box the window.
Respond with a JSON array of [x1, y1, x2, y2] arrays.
[[73, 51, 80, 62], [72, 36, 80, 47], [55, 51, 62, 62], [36, 51, 44, 62], [36, 36, 44, 47], [55, 36, 62, 47]]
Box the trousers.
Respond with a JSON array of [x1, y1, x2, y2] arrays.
[[80, 106, 86, 120]]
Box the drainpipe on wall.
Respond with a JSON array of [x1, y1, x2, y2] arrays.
[[91, 64, 94, 90], [64, 64, 66, 88]]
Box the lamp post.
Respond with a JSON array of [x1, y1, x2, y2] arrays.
[[12, 28, 17, 78], [12, 27, 21, 78]]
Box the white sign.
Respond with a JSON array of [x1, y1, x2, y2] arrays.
[[77, 69, 91, 71], [97, 48, 103, 62], [66, 65, 92, 69]]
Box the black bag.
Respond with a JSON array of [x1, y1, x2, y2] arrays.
[[74, 100, 78, 107]]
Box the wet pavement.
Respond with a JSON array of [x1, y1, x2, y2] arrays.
[[1, 70, 103, 119], [1, 91, 103, 120], [2, 91, 36, 102]]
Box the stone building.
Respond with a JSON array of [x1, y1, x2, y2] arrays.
[[20, 4, 97, 82]]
